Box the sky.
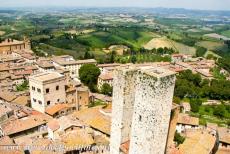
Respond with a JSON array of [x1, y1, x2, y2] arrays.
[[0, 0, 230, 10]]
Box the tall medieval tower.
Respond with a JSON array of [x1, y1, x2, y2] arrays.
[[110, 66, 176, 154]]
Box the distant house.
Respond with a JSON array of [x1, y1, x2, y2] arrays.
[[97, 72, 113, 90], [36, 59, 55, 72], [0, 38, 31, 54], [172, 54, 192, 63], [176, 113, 199, 133], [52, 55, 96, 78]]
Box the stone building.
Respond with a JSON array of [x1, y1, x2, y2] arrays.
[[52, 55, 96, 78], [110, 66, 176, 154], [97, 72, 113, 90], [29, 72, 66, 113], [76, 86, 89, 110], [0, 38, 31, 54], [176, 113, 199, 133]]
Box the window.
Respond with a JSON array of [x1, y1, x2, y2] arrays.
[[139, 115, 142, 122], [32, 86, 35, 91], [33, 98, 37, 102], [47, 101, 50, 105], [38, 101, 42, 105], [56, 86, 59, 90], [37, 88, 41, 93], [46, 88, 49, 94]]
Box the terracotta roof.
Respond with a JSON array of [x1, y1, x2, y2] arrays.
[[0, 136, 14, 145], [73, 107, 111, 135], [0, 63, 10, 72], [47, 119, 60, 131], [98, 63, 120, 68], [179, 130, 216, 154], [99, 72, 113, 80], [0, 39, 24, 47], [29, 72, 64, 82], [177, 113, 199, 126], [120, 140, 130, 154], [1, 114, 51, 136], [76, 86, 88, 92], [90, 93, 112, 102], [0, 103, 13, 116], [45, 104, 70, 116], [218, 127, 230, 144], [61, 130, 94, 148], [36, 60, 55, 68], [12, 95, 30, 106], [14, 69, 33, 76], [217, 149, 230, 154], [21, 53, 36, 60], [0, 91, 17, 102]]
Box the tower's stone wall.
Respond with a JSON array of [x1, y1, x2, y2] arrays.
[[110, 66, 176, 154], [129, 68, 176, 154], [110, 67, 137, 154]]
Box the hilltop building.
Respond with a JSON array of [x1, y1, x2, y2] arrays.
[[0, 38, 31, 54], [110, 66, 176, 154], [29, 72, 66, 113]]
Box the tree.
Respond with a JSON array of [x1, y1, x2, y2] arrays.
[[79, 64, 101, 92], [174, 131, 185, 145], [84, 51, 91, 59], [196, 46, 207, 57], [131, 55, 137, 64], [213, 105, 226, 118], [109, 51, 116, 63], [190, 99, 202, 113], [16, 80, 29, 91], [101, 83, 113, 96]]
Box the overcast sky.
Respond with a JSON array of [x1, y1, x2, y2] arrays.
[[0, 0, 230, 10]]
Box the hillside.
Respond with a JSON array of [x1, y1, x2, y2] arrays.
[[144, 37, 196, 55]]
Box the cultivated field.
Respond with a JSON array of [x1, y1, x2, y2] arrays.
[[196, 41, 229, 53], [0, 31, 5, 36], [144, 37, 196, 55]]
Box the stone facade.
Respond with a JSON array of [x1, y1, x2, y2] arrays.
[[110, 67, 137, 154], [0, 38, 31, 54], [76, 87, 89, 110], [29, 72, 66, 113], [110, 66, 176, 154]]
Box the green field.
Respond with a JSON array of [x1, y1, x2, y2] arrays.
[[204, 50, 221, 58], [196, 41, 229, 53], [76, 29, 155, 49], [221, 30, 230, 38]]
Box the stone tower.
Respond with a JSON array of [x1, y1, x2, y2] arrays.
[[110, 66, 176, 154], [110, 66, 137, 154]]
